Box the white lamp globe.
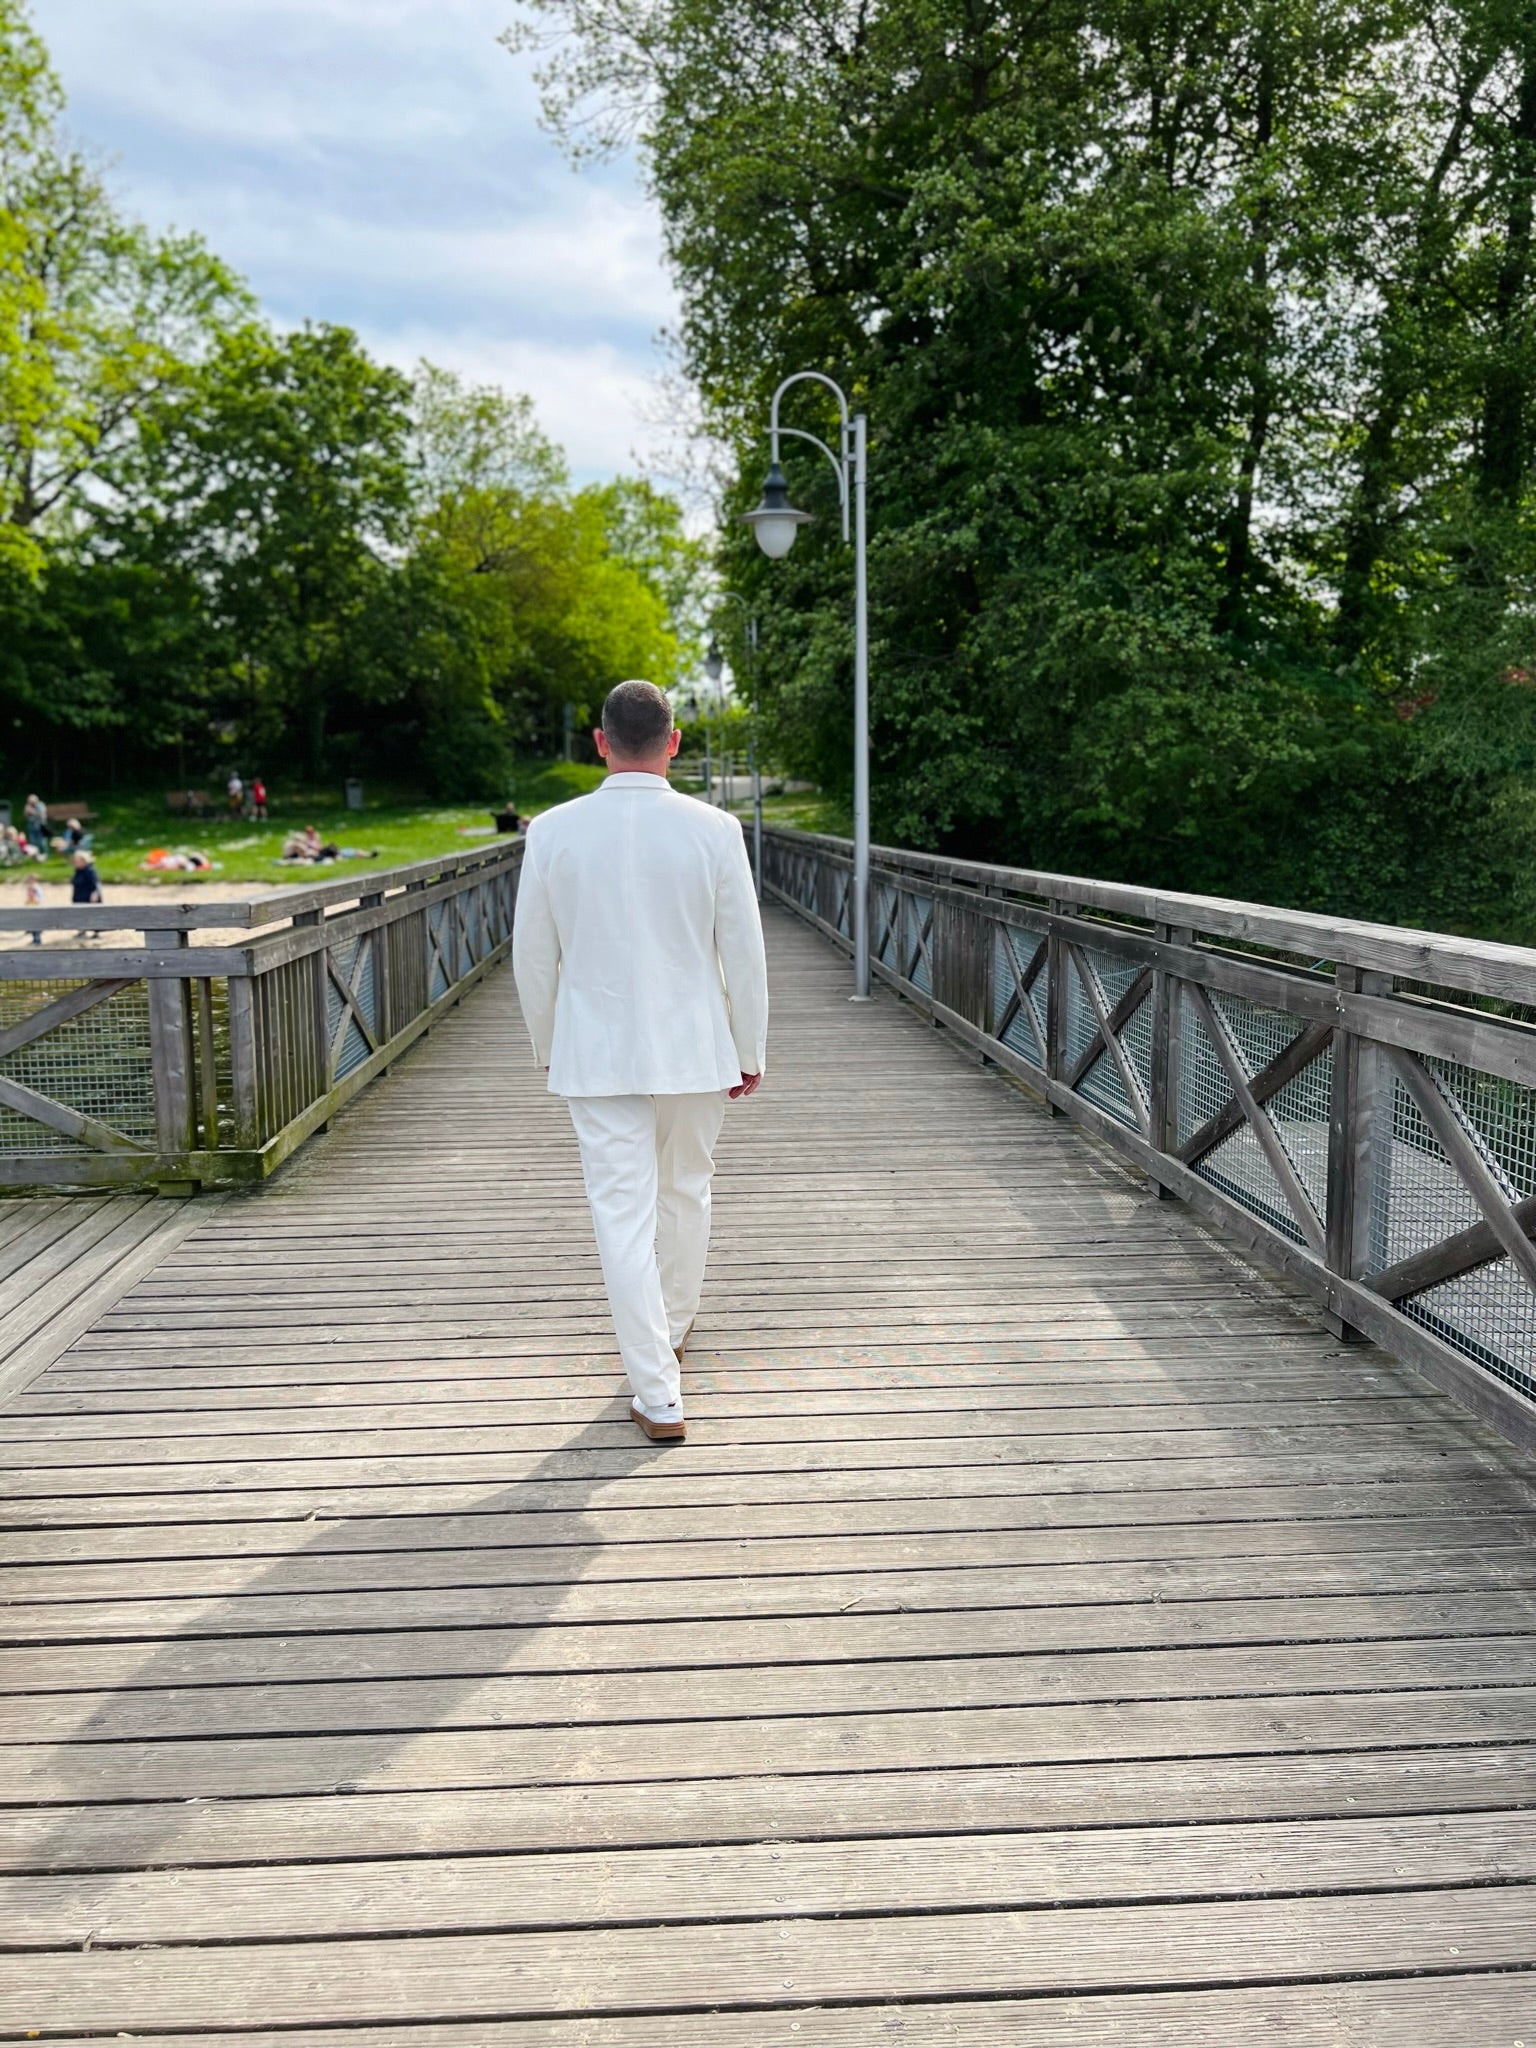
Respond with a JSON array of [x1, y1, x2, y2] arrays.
[[742, 461, 813, 559]]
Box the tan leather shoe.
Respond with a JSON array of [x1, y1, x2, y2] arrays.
[[630, 1400, 686, 1442], [673, 1316, 696, 1364]]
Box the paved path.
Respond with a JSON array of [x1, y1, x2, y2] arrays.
[[1, 910, 1534, 2040]]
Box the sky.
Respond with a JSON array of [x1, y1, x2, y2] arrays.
[[30, 0, 679, 484]]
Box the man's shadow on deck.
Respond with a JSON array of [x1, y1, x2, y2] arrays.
[[10, 1398, 705, 1881]]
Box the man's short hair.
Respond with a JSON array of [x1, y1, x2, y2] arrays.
[[602, 679, 674, 758]]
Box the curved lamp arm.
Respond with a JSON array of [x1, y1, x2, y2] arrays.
[[769, 371, 853, 544]]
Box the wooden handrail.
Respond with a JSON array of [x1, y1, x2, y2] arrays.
[[0, 837, 522, 934], [761, 824, 1536, 1452], [767, 825, 1536, 1005]]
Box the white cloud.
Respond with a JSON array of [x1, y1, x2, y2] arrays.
[[364, 326, 660, 479], [29, 0, 684, 481]]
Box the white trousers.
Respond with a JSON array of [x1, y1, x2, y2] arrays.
[[565, 1091, 727, 1420]]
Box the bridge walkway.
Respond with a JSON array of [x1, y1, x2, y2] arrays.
[[0, 909, 1534, 2041]]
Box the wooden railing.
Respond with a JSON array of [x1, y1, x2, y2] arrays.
[[0, 839, 522, 1193], [764, 825, 1536, 1449]]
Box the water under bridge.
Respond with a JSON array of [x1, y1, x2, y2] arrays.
[[0, 827, 1533, 2040]]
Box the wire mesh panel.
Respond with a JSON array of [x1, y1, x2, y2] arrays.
[[326, 935, 377, 1083], [0, 981, 155, 1153], [427, 901, 454, 1002], [1375, 1058, 1536, 1401], [991, 921, 1050, 1067], [1177, 988, 1322, 1245], [1064, 949, 1149, 1129], [1211, 990, 1332, 1217], [903, 892, 934, 995]]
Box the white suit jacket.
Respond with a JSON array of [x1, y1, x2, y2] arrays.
[[512, 773, 770, 1097]]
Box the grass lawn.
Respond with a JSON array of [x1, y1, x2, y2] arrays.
[[8, 762, 841, 890], [21, 762, 607, 887]]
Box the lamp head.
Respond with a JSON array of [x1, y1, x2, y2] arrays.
[[742, 460, 813, 559], [704, 638, 724, 684]]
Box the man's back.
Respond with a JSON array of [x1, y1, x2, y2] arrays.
[[513, 773, 768, 1098]]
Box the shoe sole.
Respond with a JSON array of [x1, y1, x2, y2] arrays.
[[630, 1403, 686, 1442]]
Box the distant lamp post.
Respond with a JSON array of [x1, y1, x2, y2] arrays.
[[707, 597, 763, 898], [743, 371, 869, 999]]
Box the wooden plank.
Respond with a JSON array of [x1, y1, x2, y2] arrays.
[[7, 1812, 1534, 1948], [2, 1889, 1534, 2033], [0, 1196, 222, 1405], [26, 1977, 1536, 2048], [5, 1548, 1533, 1653], [5, 1684, 1534, 1806], [0, 1393, 1458, 1454], [5, 1636, 1533, 1748], [6, 1744, 1533, 1876], [0, 1390, 1443, 1443], [5, 1514, 1531, 1601], [6, 1477, 1531, 1563]]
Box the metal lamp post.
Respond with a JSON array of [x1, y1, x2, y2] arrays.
[[703, 638, 727, 806], [742, 371, 869, 1000], [708, 595, 763, 897]]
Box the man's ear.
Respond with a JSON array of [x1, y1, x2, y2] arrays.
[[595, 730, 610, 760], [667, 729, 682, 757]]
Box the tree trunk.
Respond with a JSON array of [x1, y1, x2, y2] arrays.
[[1217, 34, 1274, 634], [1477, 31, 1536, 508]]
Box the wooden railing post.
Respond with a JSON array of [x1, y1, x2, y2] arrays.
[[1045, 899, 1069, 1113], [293, 908, 329, 1116], [227, 970, 262, 1151], [1325, 964, 1392, 1338], [144, 930, 195, 1178], [1149, 923, 1193, 1198]]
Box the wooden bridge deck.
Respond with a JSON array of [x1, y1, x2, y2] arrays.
[[1, 909, 1535, 2042]]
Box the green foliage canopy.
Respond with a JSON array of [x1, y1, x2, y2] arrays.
[[513, 0, 1536, 934], [0, 0, 696, 802]]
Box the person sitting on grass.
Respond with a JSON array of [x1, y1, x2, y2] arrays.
[[282, 824, 336, 861], [71, 847, 101, 938]]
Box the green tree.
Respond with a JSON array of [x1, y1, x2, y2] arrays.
[[137, 323, 416, 777], [512, 0, 1536, 933]]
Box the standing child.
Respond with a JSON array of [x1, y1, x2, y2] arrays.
[[250, 774, 267, 821], [71, 848, 101, 940], [23, 873, 44, 945]]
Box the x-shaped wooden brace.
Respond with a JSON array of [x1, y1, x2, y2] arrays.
[[462, 884, 486, 963], [326, 938, 380, 1079], [1365, 1048, 1536, 1304], [1066, 948, 1153, 1136], [0, 979, 149, 1154], [874, 884, 900, 966], [903, 893, 934, 985], [426, 902, 457, 996], [1181, 985, 1325, 1254], [994, 926, 1050, 1063]]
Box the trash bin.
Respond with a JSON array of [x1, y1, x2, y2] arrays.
[[344, 778, 364, 811], [0, 802, 11, 828]]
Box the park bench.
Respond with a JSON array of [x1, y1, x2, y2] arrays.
[[43, 802, 97, 825], [164, 789, 215, 818]]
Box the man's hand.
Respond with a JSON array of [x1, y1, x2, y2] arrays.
[[730, 1072, 762, 1100]]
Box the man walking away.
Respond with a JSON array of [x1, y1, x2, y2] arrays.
[[513, 679, 769, 1442]]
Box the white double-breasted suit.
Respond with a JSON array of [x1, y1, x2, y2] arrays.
[[512, 772, 769, 1419]]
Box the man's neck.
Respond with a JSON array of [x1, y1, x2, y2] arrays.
[[605, 760, 671, 780]]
